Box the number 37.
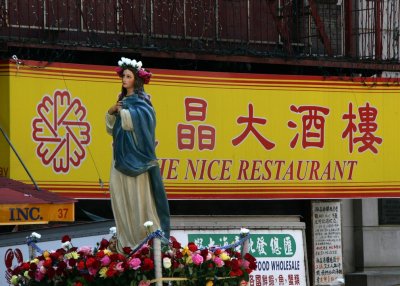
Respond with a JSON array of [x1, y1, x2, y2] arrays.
[[57, 208, 69, 219]]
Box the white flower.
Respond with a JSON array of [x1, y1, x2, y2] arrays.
[[61, 241, 72, 250], [144, 221, 153, 228], [163, 257, 172, 269], [31, 232, 41, 239], [131, 59, 138, 67], [109, 226, 117, 235], [118, 60, 123, 66], [137, 61, 143, 69], [240, 228, 250, 235], [126, 58, 132, 65]]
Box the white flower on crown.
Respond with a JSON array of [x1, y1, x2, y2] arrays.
[[118, 57, 142, 70]]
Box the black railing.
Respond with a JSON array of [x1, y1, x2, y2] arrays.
[[0, 0, 398, 63]]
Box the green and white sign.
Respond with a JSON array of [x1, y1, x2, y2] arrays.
[[188, 234, 297, 258]]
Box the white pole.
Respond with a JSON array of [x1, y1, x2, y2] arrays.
[[240, 234, 250, 286], [154, 237, 162, 286]]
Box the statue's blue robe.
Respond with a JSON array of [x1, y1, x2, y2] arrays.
[[113, 92, 170, 238]]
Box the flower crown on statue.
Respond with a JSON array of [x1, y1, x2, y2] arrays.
[[115, 57, 152, 84]]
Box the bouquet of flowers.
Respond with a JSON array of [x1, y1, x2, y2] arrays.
[[9, 231, 256, 286], [162, 239, 257, 285]]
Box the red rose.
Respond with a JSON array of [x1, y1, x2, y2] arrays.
[[74, 282, 83, 286], [28, 270, 35, 279], [106, 262, 118, 277], [106, 267, 117, 277], [188, 242, 198, 252], [43, 258, 53, 268], [50, 252, 59, 260], [21, 262, 30, 270], [234, 251, 242, 259], [200, 249, 208, 259], [30, 263, 37, 271], [214, 249, 222, 256], [86, 257, 100, 269], [140, 246, 150, 255], [142, 258, 154, 271], [123, 247, 132, 255], [175, 251, 183, 259], [68, 258, 77, 267], [57, 261, 67, 270], [86, 257, 96, 268], [99, 239, 109, 250], [230, 269, 243, 277], [47, 267, 56, 279], [172, 260, 180, 269], [83, 274, 94, 282], [96, 251, 105, 259], [244, 253, 256, 263], [230, 259, 240, 270], [77, 260, 85, 271], [172, 240, 181, 249], [61, 235, 71, 243], [109, 253, 119, 261], [249, 261, 257, 270]]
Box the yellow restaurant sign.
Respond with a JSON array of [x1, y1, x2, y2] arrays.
[[0, 60, 399, 199]]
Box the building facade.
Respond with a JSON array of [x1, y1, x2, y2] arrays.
[[1, 1, 400, 285]]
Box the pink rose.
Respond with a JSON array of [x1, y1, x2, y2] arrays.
[[192, 253, 204, 265], [100, 255, 111, 266], [116, 262, 124, 272], [214, 257, 224, 267], [35, 270, 45, 281], [138, 69, 152, 84], [241, 259, 250, 269], [138, 280, 151, 286], [128, 258, 141, 270], [115, 67, 123, 77], [88, 267, 97, 276], [78, 246, 92, 255]]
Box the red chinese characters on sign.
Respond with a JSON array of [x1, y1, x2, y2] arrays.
[[288, 105, 330, 149], [177, 97, 216, 150], [232, 103, 276, 150], [342, 102, 382, 154]]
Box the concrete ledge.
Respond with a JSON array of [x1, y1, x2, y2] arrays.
[[346, 270, 400, 286]]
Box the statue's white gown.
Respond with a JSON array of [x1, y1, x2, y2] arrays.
[[106, 111, 161, 252]]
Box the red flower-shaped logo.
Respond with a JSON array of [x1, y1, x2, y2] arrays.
[[32, 90, 91, 173]]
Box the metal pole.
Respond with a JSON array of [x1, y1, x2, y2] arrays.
[[154, 237, 162, 286], [0, 126, 41, 191]]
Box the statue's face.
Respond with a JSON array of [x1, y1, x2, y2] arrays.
[[122, 69, 135, 90], [108, 238, 117, 252]]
